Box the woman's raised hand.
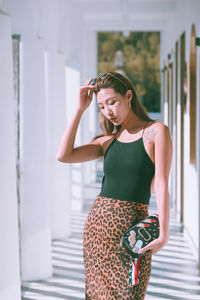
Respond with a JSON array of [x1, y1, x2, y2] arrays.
[[78, 78, 95, 112]]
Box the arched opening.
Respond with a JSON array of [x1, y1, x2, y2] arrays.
[[167, 62, 170, 126], [180, 31, 186, 223], [174, 41, 178, 212], [169, 61, 173, 136], [189, 24, 197, 165], [162, 65, 168, 124]]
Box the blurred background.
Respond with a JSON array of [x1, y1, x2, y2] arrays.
[[98, 31, 161, 112], [0, 0, 200, 299]]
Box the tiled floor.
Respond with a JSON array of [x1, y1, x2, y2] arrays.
[[21, 184, 200, 300]]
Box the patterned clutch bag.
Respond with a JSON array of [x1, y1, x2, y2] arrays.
[[119, 214, 160, 265]]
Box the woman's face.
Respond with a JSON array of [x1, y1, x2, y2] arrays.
[[96, 88, 132, 126]]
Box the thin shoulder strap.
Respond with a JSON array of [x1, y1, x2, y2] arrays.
[[142, 121, 149, 138]]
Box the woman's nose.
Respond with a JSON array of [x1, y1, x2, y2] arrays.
[[105, 106, 112, 116]]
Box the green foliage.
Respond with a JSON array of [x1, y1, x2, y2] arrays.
[[98, 31, 161, 112]]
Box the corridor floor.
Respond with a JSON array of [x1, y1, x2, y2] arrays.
[[21, 184, 200, 300]]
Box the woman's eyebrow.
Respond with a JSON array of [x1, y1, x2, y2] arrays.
[[97, 97, 116, 105]]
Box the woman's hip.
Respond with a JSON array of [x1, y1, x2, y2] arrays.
[[83, 195, 149, 244]]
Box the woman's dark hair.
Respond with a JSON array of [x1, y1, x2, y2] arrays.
[[93, 72, 157, 139]]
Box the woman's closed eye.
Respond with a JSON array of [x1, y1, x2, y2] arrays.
[[98, 101, 117, 110], [108, 101, 116, 105]]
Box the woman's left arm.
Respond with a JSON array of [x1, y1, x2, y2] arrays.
[[139, 122, 173, 254]]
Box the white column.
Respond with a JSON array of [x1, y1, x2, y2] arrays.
[[0, 11, 21, 300], [65, 63, 84, 212], [47, 51, 71, 237], [20, 36, 52, 280], [81, 29, 98, 190]]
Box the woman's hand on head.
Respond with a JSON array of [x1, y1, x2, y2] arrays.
[[78, 78, 95, 112]]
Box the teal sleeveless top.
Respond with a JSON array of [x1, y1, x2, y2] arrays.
[[98, 122, 155, 204]]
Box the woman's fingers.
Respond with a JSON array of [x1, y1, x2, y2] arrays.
[[80, 86, 95, 99], [86, 78, 98, 89], [86, 78, 93, 85], [88, 89, 94, 101], [138, 238, 165, 254], [79, 78, 96, 106], [81, 83, 95, 92]]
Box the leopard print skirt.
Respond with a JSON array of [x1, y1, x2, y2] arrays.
[[83, 195, 152, 300]]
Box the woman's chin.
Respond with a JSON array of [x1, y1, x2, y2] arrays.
[[112, 120, 120, 125], [107, 118, 121, 126], [114, 120, 122, 126]]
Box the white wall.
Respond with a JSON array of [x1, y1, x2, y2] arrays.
[[161, 0, 200, 65], [161, 0, 200, 258]]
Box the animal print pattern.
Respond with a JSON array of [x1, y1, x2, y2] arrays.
[[83, 195, 152, 299]]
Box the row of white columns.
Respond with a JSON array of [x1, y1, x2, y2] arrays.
[[0, 10, 79, 300]]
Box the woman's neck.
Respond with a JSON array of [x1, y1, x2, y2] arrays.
[[120, 110, 145, 132]]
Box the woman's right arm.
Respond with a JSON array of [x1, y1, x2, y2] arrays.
[[56, 108, 103, 163], [56, 79, 104, 163]]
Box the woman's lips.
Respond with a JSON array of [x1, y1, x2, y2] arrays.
[[109, 118, 116, 122]]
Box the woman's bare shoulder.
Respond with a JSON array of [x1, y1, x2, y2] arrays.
[[145, 121, 170, 141], [91, 134, 115, 144], [91, 134, 116, 155]]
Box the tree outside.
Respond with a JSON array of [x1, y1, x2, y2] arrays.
[[98, 32, 161, 112]]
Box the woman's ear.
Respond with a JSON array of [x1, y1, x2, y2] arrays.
[[126, 89, 132, 101]]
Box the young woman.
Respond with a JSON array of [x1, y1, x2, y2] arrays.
[[56, 72, 173, 299]]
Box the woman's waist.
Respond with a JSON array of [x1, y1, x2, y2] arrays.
[[98, 189, 151, 205], [94, 194, 149, 213]]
